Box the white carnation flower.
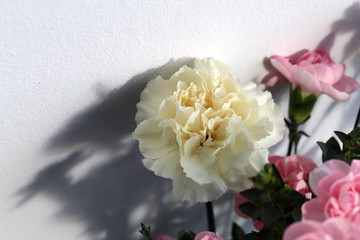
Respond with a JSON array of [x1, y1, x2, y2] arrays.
[[133, 58, 285, 202]]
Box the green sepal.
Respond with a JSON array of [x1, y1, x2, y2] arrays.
[[139, 223, 153, 240], [288, 86, 319, 125], [176, 229, 196, 240]]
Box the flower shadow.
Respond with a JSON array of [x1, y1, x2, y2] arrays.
[[264, 2, 360, 160], [317, 2, 360, 77], [17, 58, 237, 239]]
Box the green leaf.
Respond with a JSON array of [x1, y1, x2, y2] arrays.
[[176, 229, 196, 240], [238, 202, 257, 218], [271, 164, 284, 186], [334, 131, 351, 149], [349, 127, 360, 139], [317, 140, 344, 162], [260, 208, 284, 226], [240, 188, 264, 205], [139, 223, 153, 240], [326, 137, 341, 152], [232, 223, 245, 240], [298, 130, 310, 138], [291, 211, 302, 222], [243, 232, 259, 240]]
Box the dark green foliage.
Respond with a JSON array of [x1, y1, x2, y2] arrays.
[[235, 164, 307, 240], [317, 127, 360, 164], [232, 223, 245, 240]]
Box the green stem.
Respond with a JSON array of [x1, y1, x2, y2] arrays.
[[205, 202, 216, 232], [287, 140, 293, 156]]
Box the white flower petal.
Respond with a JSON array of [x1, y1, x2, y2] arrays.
[[180, 135, 216, 184], [133, 119, 177, 159], [133, 58, 285, 202], [143, 150, 181, 179], [228, 148, 269, 192], [172, 172, 227, 202], [135, 76, 178, 123]]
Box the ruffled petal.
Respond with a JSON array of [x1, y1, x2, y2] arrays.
[[172, 172, 227, 202], [283, 220, 325, 240], [332, 63, 345, 82], [133, 119, 178, 159], [309, 160, 349, 196], [180, 135, 217, 184], [332, 76, 360, 94], [301, 199, 327, 222], [311, 64, 338, 85], [319, 81, 350, 101], [270, 56, 293, 82], [143, 150, 181, 179], [291, 67, 322, 93], [135, 76, 178, 123]]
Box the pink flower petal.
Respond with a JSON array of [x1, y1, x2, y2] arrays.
[[324, 218, 360, 239], [319, 81, 350, 101], [253, 220, 264, 231], [302, 199, 327, 222], [291, 67, 322, 93], [157, 236, 173, 240], [270, 56, 293, 83], [332, 63, 345, 82], [350, 159, 360, 174], [283, 220, 325, 240], [195, 231, 224, 240], [317, 171, 346, 204], [312, 64, 338, 85], [309, 160, 349, 195], [333, 76, 360, 94], [262, 72, 289, 87]]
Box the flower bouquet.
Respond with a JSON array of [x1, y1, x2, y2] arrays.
[[133, 50, 360, 240]]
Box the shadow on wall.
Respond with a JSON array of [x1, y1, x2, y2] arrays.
[[17, 58, 238, 240], [17, 3, 360, 240], [265, 2, 360, 159], [316, 1, 360, 77]]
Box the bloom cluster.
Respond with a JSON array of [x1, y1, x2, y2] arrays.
[[134, 51, 359, 240]]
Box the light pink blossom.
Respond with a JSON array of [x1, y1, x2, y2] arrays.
[[194, 231, 224, 240], [263, 50, 359, 101], [283, 218, 360, 240], [156, 236, 173, 240], [302, 159, 360, 224], [269, 154, 317, 199]]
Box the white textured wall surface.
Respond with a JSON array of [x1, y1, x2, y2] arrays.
[[1, 0, 359, 239]]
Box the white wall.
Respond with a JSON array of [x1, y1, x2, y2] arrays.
[[1, 0, 359, 239]]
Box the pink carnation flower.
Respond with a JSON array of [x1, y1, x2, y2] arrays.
[[283, 218, 360, 240], [233, 154, 316, 230], [302, 159, 360, 224], [194, 231, 224, 240], [156, 236, 173, 240], [263, 50, 359, 101], [269, 154, 317, 199]]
